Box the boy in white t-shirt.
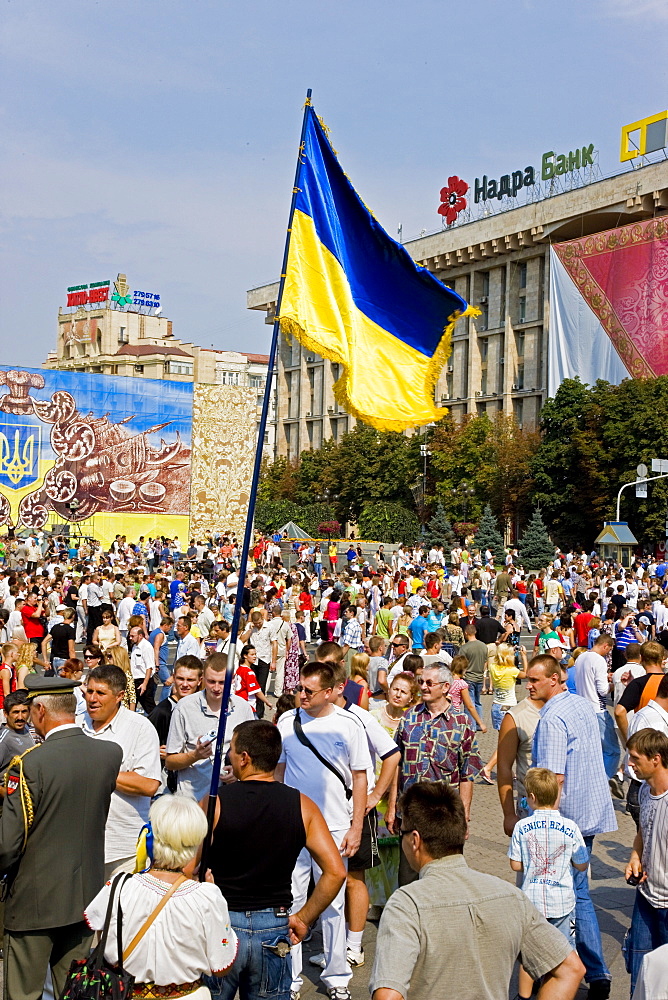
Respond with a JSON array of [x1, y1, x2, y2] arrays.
[[509, 767, 589, 1000]]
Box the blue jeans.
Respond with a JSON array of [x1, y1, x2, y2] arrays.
[[575, 835, 611, 983], [205, 908, 291, 1000], [157, 659, 172, 702], [626, 888, 668, 994], [467, 681, 483, 730], [597, 711, 620, 779]]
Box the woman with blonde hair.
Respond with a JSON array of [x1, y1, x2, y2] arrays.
[[84, 794, 237, 998], [350, 651, 369, 693], [480, 642, 526, 784], [105, 645, 136, 711]]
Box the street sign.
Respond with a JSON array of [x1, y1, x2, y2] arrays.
[[651, 459, 668, 473], [637, 463, 648, 478], [636, 478, 648, 498]]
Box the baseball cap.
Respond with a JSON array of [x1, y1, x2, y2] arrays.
[[545, 637, 566, 650]]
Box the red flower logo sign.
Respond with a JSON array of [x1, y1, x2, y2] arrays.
[[438, 176, 469, 224]]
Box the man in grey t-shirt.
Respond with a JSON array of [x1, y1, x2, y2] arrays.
[[460, 625, 489, 728], [371, 781, 583, 1000]]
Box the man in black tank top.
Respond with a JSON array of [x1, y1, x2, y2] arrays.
[[204, 720, 345, 1000]]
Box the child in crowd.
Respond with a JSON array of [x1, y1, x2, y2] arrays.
[[508, 767, 589, 1000], [367, 635, 389, 698], [449, 655, 486, 732]]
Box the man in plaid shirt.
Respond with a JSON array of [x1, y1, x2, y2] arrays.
[[340, 605, 364, 672], [393, 663, 483, 886]]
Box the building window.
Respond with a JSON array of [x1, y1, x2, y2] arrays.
[[167, 361, 194, 376], [134, 364, 144, 374], [118, 326, 128, 344], [515, 398, 524, 428], [516, 363, 525, 390], [518, 297, 526, 323], [481, 271, 490, 296], [519, 262, 527, 289], [249, 374, 264, 388], [516, 331, 525, 357]]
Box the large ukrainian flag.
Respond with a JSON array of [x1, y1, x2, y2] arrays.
[[279, 105, 478, 432]]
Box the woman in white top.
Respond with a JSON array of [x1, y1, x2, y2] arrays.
[[85, 794, 237, 997]]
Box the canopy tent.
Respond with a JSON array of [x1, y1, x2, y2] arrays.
[[277, 521, 313, 539]]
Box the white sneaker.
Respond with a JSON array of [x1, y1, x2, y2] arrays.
[[290, 992, 301, 1000], [346, 947, 365, 967], [308, 952, 326, 968], [327, 990, 352, 1000]]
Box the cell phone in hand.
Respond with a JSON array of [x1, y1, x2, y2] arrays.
[[626, 872, 642, 886]]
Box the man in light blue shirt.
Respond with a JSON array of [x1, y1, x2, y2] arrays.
[[527, 654, 617, 1000]]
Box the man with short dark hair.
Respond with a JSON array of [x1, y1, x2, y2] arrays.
[[165, 654, 254, 801], [386, 634, 411, 686], [204, 720, 346, 1000], [370, 781, 584, 1000], [0, 690, 34, 784], [148, 655, 203, 792], [474, 605, 505, 645]]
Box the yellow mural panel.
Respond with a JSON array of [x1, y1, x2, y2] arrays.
[[189, 383, 256, 540]]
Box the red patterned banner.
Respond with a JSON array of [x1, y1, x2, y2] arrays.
[[554, 217, 668, 378]]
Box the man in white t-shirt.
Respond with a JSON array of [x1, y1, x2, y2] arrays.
[[574, 634, 619, 783], [129, 624, 157, 714], [80, 663, 161, 878], [117, 586, 136, 639], [277, 661, 371, 1000]]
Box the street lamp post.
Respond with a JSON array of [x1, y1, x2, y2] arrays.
[[419, 443, 431, 534], [451, 481, 475, 533]]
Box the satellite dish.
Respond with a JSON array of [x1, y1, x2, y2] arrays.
[[637, 463, 648, 478]]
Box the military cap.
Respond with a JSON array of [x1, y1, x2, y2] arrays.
[[24, 675, 81, 700]]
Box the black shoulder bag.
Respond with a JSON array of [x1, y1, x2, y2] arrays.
[[59, 872, 134, 999], [293, 708, 352, 799]]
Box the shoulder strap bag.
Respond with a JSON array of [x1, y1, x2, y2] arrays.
[[293, 708, 352, 799]]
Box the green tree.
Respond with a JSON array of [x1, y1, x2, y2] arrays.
[[422, 504, 455, 549], [430, 414, 494, 524], [474, 504, 504, 558], [519, 508, 555, 571], [329, 425, 417, 524], [257, 456, 299, 502], [531, 379, 609, 548], [357, 502, 420, 544], [254, 498, 303, 534]]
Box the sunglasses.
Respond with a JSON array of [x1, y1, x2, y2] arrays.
[[391, 643, 407, 649], [84, 654, 99, 660]]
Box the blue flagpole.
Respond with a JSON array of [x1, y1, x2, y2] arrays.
[[199, 89, 313, 879]]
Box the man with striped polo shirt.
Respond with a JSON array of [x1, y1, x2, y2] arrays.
[[625, 728, 668, 995]]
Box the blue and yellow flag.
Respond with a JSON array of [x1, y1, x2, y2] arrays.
[[279, 105, 478, 432]]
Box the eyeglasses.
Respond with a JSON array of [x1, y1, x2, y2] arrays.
[[400, 829, 416, 837], [84, 655, 99, 660], [391, 643, 407, 649], [299, 684, 325, 697], [420, 679, 443, 688]]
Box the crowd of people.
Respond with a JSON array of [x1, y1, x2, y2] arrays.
[[0, 526, 667, 999]]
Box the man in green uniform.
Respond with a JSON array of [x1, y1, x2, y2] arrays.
[[0, 675, 122, 1000]]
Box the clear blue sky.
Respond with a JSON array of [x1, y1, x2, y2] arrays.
[[1, 0, 665, 367]]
